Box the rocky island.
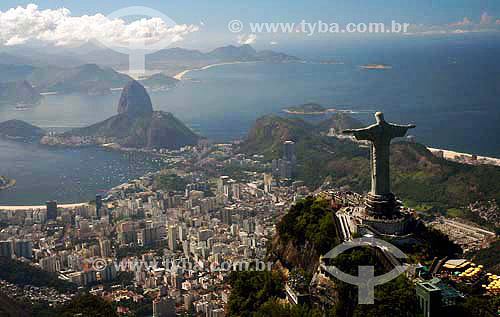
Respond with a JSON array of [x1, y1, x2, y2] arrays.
[[0, 176, 15, 191], [359, 63, 392, 70], [41, 80, 200, 149], [283, 103, 335, 115]]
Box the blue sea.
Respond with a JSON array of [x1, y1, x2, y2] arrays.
[[0, 35, 499, 204], [0, 140, 164, 205]]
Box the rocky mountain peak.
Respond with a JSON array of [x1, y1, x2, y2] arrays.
[[117, 80, 153, 116]]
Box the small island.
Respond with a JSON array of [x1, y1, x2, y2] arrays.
[[319, 59, 345, 65], [359, 64, 392, 70], [283, 103, 336, 115], [0, 176, 16, 191]]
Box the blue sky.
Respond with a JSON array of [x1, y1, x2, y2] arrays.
[[1, 1, 500, 50], [3, 0, 499, 23]]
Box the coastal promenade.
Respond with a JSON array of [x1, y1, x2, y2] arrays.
[[427, 147, 500, 167], [0, 202, 88, 211]]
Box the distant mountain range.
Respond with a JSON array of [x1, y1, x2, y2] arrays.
[[34, 63, 132, 95], [0, 43, 298, 68], [0, 44, 296, 98], [81, 43, 300, 68], [42, 80, 200, 149], [0, 63, 179, 96]]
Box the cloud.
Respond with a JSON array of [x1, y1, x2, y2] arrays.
[[0, 4, 199, 47], [406, 13, 500, 36], [269, 41, 278, 45], [237, 33, 257, 45]]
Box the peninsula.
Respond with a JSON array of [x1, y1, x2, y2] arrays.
[[0, 119, 45, 140]]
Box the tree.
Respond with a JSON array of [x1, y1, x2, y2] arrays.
[[227, 270, 284, 316], [58, 294, 118, 317], [277, 196, 340, 255], [256, 300, 323, 317]]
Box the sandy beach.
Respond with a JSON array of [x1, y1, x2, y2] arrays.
[[427, 147, 500, 166], [173, 61, 255, 80], [0, 202, 88, 211]]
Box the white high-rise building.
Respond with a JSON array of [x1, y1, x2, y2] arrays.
[[168, 225, 177, 251]]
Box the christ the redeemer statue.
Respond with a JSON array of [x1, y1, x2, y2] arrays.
[[343, 112, 415, 199]]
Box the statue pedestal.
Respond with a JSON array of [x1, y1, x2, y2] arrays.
[[351, 192, 415, 236], [364, 193, 400, 218]]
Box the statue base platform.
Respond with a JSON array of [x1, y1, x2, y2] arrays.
[[363, 193, 401, 218], [353, 192, 415, 236]]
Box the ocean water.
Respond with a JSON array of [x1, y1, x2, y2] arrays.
[[0, 139, 163, 205], [0, 36, 499, 204]]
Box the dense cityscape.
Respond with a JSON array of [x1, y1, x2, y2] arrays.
[[0, 134, 498, 315], [0, 1, 500, 316], [0, 140, 309, 315]]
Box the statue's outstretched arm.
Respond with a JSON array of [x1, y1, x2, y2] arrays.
[[389, 124, 416, 138], [343, 127, 374, 141]]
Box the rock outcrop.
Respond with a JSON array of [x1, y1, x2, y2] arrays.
[[0, 80, 41, 105], [52, 80, 199, 149], [117, 80, 153, 115]]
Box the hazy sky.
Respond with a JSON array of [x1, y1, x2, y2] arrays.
[[1, 1, 499, 50]]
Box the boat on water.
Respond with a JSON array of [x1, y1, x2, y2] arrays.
[[14, 103, 34, 110]]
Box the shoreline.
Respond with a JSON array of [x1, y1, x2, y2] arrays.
[[173, 61, 256, 80], [427, 147, 500, 166], [0, 202, 89, 211], [1, 144, 498, 209], [283, 109, 336, 115]]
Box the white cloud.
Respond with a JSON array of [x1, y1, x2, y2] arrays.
[[406, 13, 500, 36], [0, 4, 199, 47], [237, 33, 257, 45], [269, 41, 278, 45]]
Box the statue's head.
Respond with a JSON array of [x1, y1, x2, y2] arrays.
[[375, 112, 385, 124]]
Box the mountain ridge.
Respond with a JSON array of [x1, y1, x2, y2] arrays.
[[240, 114, 500, 219], [0, 119, 45, 139]]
